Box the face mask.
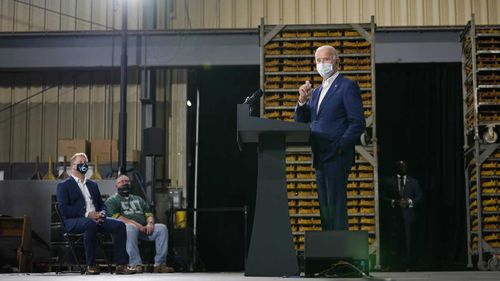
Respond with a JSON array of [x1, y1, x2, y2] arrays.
[[396, 162, 407, 175], [76, 163, 88, 174], [317, 63, 334, 78], [118, 184, 131, 197]]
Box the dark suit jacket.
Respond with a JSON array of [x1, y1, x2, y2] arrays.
[[56, 176, 106, 230], [382, 175, 422, 222], [295, 74, 365, 167]]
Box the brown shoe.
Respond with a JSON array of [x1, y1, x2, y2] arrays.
[[153, 264, 174, 273], [85, 265, 100, 275], [132, 264, 143, 273], [115, 264, 136, 274]]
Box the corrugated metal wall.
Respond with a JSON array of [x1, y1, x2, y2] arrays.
[[170, 0, 500, 29], [1, 0, 498, 32], [0, 68, 187, 183], [0, 70, 142, 162], [0, 1, 189, 185], [0, 0, 144, 32]]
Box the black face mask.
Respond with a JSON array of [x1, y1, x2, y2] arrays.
[[118, 184, 130, 197], [76, 163, 89, 174]]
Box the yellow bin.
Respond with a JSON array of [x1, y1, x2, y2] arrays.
[[175, 211, 187, 229]]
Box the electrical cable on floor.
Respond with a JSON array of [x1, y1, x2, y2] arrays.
[[313, 260, 387, 280]]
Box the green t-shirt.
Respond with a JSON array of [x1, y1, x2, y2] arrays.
[[105, 193, 152, 226]]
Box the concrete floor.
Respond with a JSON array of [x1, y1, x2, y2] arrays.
[[1, 271, 500, 281]]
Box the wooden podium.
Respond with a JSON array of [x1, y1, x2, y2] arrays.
[[0, 215, 33, 272], [237, 104, 309, 276]]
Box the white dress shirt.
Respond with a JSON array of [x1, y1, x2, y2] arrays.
[[317, 71, 340, 112], [297, 71, 340, 109], [397, 174, 407, 194], [71, 174, 96, 217]]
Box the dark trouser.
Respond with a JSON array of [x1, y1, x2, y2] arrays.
[[401, 218, 414, 268], [65, 217, 128, 266], [315, 148, 354, 230]]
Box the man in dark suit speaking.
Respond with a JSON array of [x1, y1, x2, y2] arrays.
[[56, 152, 134, 274], [294, 45, 365, 230]]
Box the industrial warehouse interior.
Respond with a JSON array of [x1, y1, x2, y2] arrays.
[[0, 1, 500, 280]]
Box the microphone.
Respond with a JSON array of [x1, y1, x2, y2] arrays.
[[244, 89, 263, 105]]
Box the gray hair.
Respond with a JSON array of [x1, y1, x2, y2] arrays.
[[315, 45, 338, 60], [116, 174, 130, 183], [70, 152, 88, 164]]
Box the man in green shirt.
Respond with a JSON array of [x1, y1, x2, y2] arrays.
[[105, 175, 173, 273]]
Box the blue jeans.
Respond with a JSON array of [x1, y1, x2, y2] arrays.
[[125, 223, 168, 266]]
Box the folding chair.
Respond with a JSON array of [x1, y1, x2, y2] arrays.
[[53, 203, 112, 274]]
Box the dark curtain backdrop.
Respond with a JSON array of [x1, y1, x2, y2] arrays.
[[376, 63, 467, 270], [186, 63, 466, 271], [186, 66, 259, 271]]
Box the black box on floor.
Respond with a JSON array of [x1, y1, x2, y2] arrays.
[[304, 231, 369, 277], [172, 228, 193, 271]]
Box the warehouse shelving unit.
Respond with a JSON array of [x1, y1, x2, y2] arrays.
[[259, 17, 380, 269], [461, 14, 500, 271]]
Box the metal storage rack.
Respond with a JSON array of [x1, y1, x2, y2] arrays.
[[259, 17, 380, 269], [461, 14, 500, 271]]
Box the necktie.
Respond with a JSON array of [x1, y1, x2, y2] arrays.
[[398, 177, 405, 197]]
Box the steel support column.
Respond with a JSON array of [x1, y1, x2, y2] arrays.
[[141, 0, 157, 207], [118, 0, 128, 175]]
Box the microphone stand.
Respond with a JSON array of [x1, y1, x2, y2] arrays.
[[243, 89, 263, 117]]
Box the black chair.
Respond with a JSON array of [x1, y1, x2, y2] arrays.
[[53, 203, 112, 274]]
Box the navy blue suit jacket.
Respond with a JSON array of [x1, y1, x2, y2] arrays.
[[56, 176, 106, 231], [382, 175, 423, 222], [295, 74, 365, 167]]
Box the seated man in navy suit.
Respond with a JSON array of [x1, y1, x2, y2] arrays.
[[56, 152, 134, 275], [295, 45, 366, 230]]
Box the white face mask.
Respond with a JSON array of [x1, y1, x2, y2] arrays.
[[317, 63, 334, 78]]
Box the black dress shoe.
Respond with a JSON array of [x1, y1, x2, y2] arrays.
[[85, 266, 100, 275]]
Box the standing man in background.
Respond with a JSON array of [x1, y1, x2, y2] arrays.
[[294, 45, 365, 230], [382, 160, 422, 271], [105, 175, 173, 273], [56, 153, 134, 275]]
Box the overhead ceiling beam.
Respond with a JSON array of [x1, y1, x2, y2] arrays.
[[0, 30, 260, 70], [0, 28, 463, 70]]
